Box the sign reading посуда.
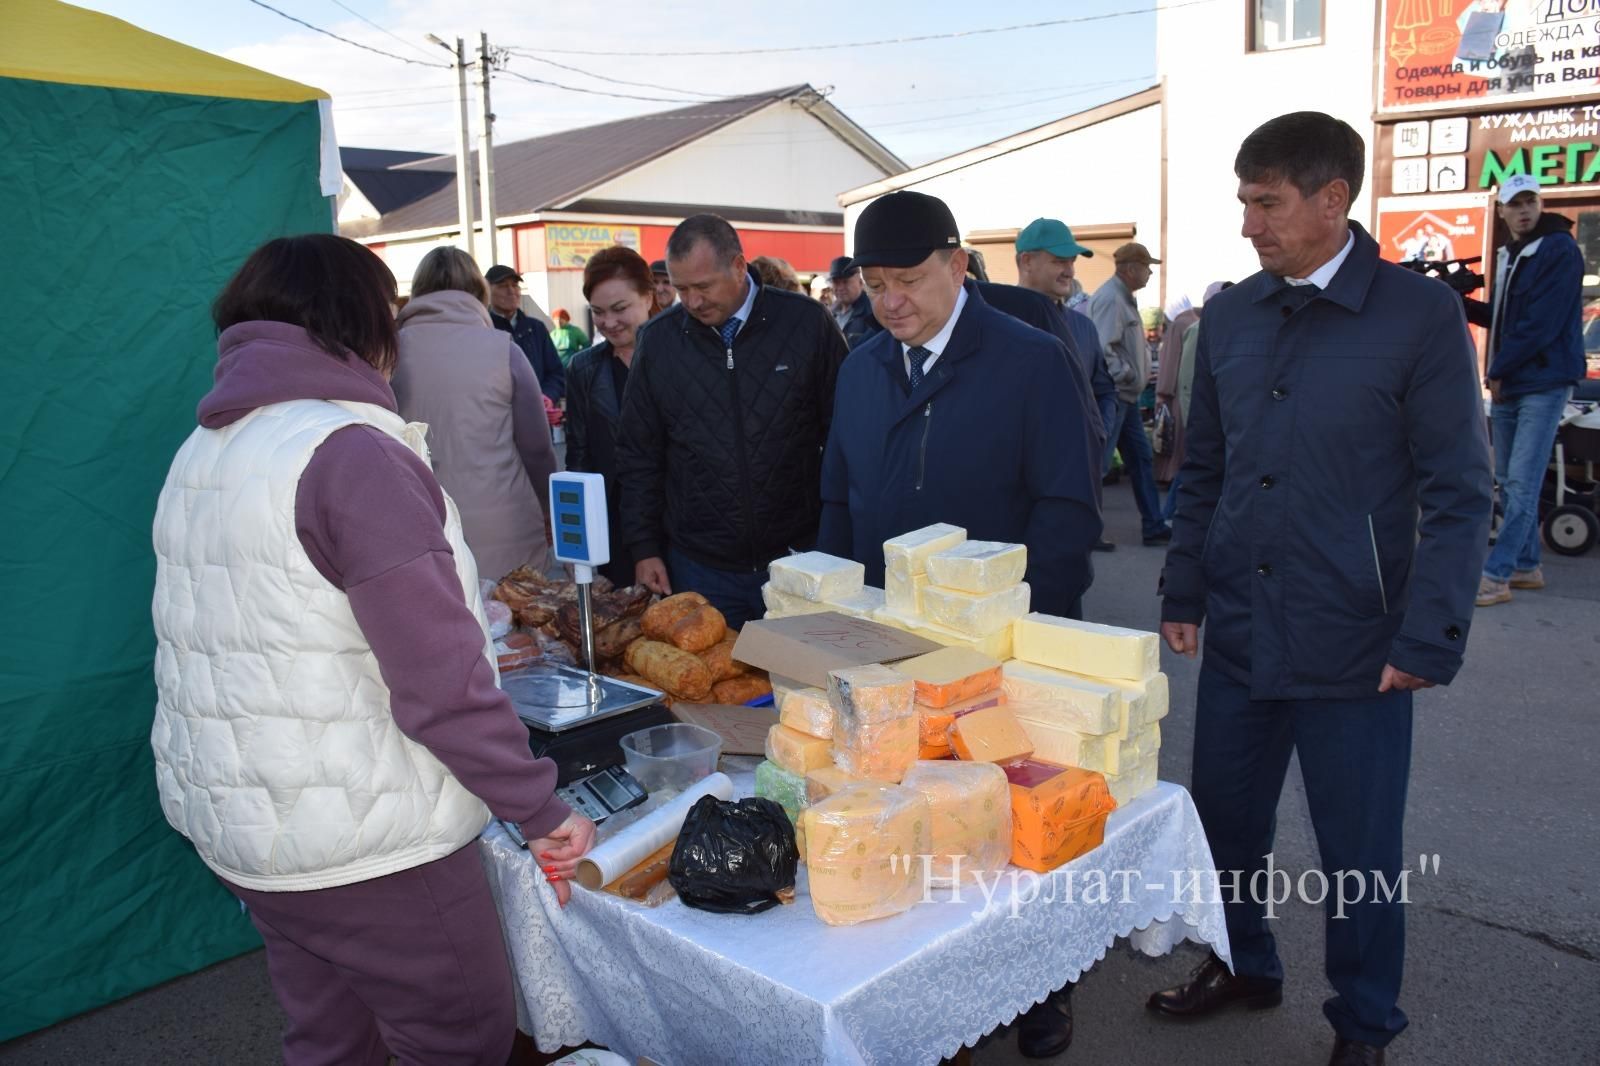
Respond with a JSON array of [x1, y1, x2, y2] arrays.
[[546, 224, 642, 270]]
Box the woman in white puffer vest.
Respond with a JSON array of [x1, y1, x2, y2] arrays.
[[150, 235, 594, 1065]]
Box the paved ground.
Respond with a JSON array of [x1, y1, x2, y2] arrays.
[[3, 482, 1595, 1065]]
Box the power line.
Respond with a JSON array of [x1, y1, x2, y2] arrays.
[[245, 0, 449, 67], [503, 0, 1212, 57], [324, 0, 440, 62], [501, 49, 724, 99], [496, 64, 725, 104], [868, 77, 1155, 129]]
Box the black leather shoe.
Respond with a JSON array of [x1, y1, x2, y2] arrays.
[[1146, 954, 1282, 1018], [1142, 527, 1174, 546], [1092, 539, 1117, 552], [1328, 1036, 1385, 1065], [1016, 985, 1073, 1059]]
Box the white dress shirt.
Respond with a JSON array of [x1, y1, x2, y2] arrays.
[[1286, 229, 1355, 288], [901, 287, 968, 378]]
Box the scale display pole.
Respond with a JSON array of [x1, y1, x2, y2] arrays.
[[547, 473, 611, 673]]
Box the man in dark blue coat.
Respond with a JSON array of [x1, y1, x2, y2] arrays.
[[486, 265, 566, 402], [818, 190, 1102, 620], [1148, 113, 1492, 1066], [1461, 173, 1587, 606], [827, 254, 883, 349]]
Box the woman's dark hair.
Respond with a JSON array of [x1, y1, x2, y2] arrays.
[[583, 245, 662, 312], [213, 234, 399, 373], [1234, 111, 1365, 207]]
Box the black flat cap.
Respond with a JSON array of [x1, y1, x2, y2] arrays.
[[485, 265, 522, 284], [827, 255, 858, 281], [649, 259, 669, 276], [851, 190, 961, 269]]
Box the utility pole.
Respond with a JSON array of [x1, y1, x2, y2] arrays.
[[427, 34, 476, 262], [477, 31, 500, 265]]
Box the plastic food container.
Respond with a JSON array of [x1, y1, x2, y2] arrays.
[[620, 722, 722, 793]]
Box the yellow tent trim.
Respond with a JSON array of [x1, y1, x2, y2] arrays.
[[1, 0, 328, 104]]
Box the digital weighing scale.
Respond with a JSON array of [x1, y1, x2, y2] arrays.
[[505, 473, 675, 786]]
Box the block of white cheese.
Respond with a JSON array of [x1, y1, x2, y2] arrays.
[[1001, 661, 1121, 736], [900, 760, 1012, 886], [921, 583, 1031, 637], [874, 607, 1013, 660], [883, 523, 966, 581], [801, 783, 930, 925], [1105, 755, 1159, 806], [761, 583, 832, 618], [1014, 712, 1158, 775], [1011, 613, 1160, 682], [768, 551, 865, 602], [823, 586, 886, 620], [884, 570, 929, 615], [925, 540, 1028, 594], [777, 685, 835, 740]]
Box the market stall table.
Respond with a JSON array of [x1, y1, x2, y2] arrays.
[[480, 776, 1229, 1066]]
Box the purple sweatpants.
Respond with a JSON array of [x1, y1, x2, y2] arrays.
[[226, 843, 516, 1066]]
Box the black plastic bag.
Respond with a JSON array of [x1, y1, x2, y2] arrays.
[[668, 795, 798, 914]]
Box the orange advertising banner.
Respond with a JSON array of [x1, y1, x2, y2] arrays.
[[1380, 0, 1600, 114]]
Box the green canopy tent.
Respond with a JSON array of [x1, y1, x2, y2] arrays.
[[0, 0, 336, 1038]]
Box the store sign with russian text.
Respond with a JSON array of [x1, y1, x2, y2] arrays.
[[1377, 102, 1600, 195], [546, 224, 641, 270], [1380, 0, 1600, 114]]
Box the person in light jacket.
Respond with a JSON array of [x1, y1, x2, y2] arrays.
[[393, 247, 559, 583], [150, 234, 593, 1066]]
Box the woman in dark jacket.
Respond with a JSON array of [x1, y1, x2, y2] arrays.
[[564, 246, 661, 585]]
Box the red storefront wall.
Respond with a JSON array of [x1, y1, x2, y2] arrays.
[[512, 221, 842, 275]]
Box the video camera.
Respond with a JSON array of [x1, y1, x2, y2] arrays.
[[1399, 255, 1485, 297]]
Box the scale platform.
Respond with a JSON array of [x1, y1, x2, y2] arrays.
[[504, 664, 676, 785]]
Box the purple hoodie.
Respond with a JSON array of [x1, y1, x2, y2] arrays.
[[199, 321, 569, 843]]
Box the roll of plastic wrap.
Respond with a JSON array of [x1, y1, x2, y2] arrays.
[[574, 772, 735, 890]]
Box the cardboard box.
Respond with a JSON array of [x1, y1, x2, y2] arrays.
[[732, 611, 939, 690], [671, 702, 778, 755]]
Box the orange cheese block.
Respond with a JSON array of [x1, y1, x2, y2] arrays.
[[1003, 760, 1118, 873], [892, 646, 1004, 708], [765, 723, 833, 776], [948, 705, 1034, 765]]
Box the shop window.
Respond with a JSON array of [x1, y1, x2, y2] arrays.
[[1250, 0, 1322, 52]]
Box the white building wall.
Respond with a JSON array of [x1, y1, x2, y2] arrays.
[[1157, 0, 1378, 303], [842, 104, 1165, 299], [586, 102, 887, 213]]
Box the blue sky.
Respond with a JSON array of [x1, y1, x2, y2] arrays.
[[74, 0, 1158, 165]]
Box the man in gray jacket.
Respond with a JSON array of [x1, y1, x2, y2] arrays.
[[1147, 112, 1491, 1066], [1087, 242, 1172, 545]]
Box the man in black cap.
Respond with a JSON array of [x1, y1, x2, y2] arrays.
[[649, 259, 676, 311], [827, 254, 882, 348], [486, 264, 565, 402]]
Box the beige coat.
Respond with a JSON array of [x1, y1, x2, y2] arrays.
[[1155, 307, 1199, 483], [393, 290, 551, 580]]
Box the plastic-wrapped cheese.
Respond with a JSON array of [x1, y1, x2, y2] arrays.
[[901, 760, 1012, 886], [755, 759, 807, 822], [801, 783, 930, 925], [1011, 613, 1160, 682], [1004, 760, 1118, 873], [884, 570, 928, 615], [1013, 710, 1156, 775], [804, 764, 872, 804], [883, 523, 966, 581], [874, 607, 1013, 660], [1096, 671, 1169, 738], [761, 583, 831, 618], [949, 705, 1034, 765], [770, 673, 806, 705], [765, 723, 832, 775], [778, 685, 834, 739], [892, 646, 1003, 708], [925, 540, 1028, 594], [921, 583, 1031, 637], [1105, 755, 1159, 806], [769, 551, 865, 602], [824, 586, 886, 620], [828, 664, 915, 725], [833, 713, 918, 783], [1001, 661, 1121, 736]]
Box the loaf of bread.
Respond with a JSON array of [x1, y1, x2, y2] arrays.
[[700, 635, 747, 683], [624, 639, 713, 700], [711, 674, 772, 705], [669, 603, 727, 653], [640, 591, 710, 641]]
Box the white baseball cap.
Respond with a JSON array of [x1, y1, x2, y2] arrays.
[[1497, 174, 1542, 204]]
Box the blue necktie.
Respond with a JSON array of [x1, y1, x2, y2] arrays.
[[907, 345, 931, 390], [720, 316, 742, 349]]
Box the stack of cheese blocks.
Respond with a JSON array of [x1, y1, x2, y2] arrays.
[[873, 525, 1026, 659], [1004, 614, 1167, 808], [760, 551, 886, 620]]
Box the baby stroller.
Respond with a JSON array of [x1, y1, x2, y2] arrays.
[[1540, 380, 1600, 556]]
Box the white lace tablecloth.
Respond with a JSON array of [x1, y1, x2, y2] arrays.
[[480, 779, 1228, 1066]]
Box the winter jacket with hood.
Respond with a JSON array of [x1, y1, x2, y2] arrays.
[[150, 321, 567, 891], [1462, 211, 1586, 398], [394, 289, 558, 582]]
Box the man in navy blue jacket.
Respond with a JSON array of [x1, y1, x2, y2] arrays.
[[486, 265, 566, 403], [817, 191, 1102, 621], [1148, 113, 1491, 1066], [1461, 173, 1586, 606]]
